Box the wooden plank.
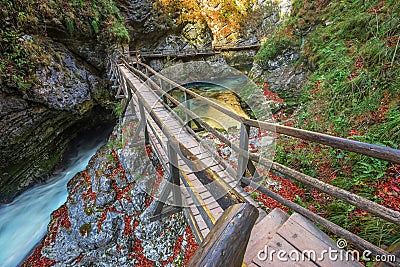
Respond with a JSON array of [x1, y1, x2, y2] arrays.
[[244, 208, 289, 265], [194, 214, 208, 231], [188, 204, 259, 267], [252, 234, 317, 267], [201, 228, 210, 238], [277, 213, 363, 267], [241, 177, 397, 261], [245, 119, 400, 164], [183, 207, 203, 244], [210, 205, 224, 219], [180, 172, 216, 228]]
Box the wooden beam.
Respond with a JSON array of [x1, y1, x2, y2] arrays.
[[188, 203, 259, 267], [245, 119, 400, 164], [237, 123, 250, 180], [241, 178, 400, 266]]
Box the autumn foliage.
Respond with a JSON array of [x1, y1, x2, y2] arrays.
[[154, 0, 256, 42]]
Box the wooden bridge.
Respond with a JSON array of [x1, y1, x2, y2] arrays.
[[108, 52, 400, 266], [129, 42, 261, 60]]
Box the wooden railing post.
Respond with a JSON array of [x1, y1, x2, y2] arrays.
[[237, 123, 250, 181], [184, 91, 190, 127], [133, 99, 146, 141], [188, 203, 258, 267], [167, 141, 182, 206], [153, 140, 182, 218]]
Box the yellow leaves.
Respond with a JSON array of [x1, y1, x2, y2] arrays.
[[155, 0, 256, 42]]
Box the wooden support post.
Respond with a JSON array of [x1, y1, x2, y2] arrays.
[[133, 99, 146, 141], [120, 85, 132, 120], [152, 141, 182, 219], [247, 160, 263, 183], [188, 203, 259, 267], [237, 123, 250, 182], [144, 126, 149, 146], [167, 141, 182, 207], [184, 91, 190, 125]]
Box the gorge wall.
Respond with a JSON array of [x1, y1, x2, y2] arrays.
[[0, 0, 129, 202]]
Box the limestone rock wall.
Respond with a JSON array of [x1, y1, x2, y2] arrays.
[[0, 36, 115, 203]]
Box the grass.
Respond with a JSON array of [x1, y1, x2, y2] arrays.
[[256, 0, 400, 249], [0, 0, 129, 90]]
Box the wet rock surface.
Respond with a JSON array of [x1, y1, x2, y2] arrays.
[[0, 37, 114, 203], [250, 48, 308, 109], [23, 106, 198, 266]]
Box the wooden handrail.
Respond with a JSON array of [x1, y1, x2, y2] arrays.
[[121, 56, 400, 164], [115, 57, 400, 263], [188, 203, 259, 267], [120, 57, 400, 225], [122, 66, 245, 206], [241, 178, 400, 266], [126, 42, 261, 59]]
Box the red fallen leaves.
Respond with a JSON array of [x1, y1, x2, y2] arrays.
[[109, 149, 127, 180], [144, 196, 153, 208], [69, 169, 93, 196], [348, 57, 363, 80], [247, 172, 305, 212], [52, 205, 71, 230], [123, 215, 135, 236], [369, 91, 389, 123], [263, 83, 284, 104], [145, 145, 153, 157], [386, 35, 399, 48], [82, 169, 91, 185], [184, 226, 199, 265], [24, 205, 72, 266], [45, 205, 71, 246], [69, 176, 86, 195], [312, 80, 322, 95], [376, 164, 400, 211], [113, 181, 134, 203], [130, 239, 153, 266], [348, 127, 362, 137], [75, 254, 84, 263], [97, 206, 119, 231], [161, 234, 184, 265], [82, 187, 97, 201], [22, 240, 56, 267]]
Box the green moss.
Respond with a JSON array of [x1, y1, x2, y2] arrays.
[[255, 35, 298, 66], [79, 223, 92, 236], [0, 0, 129, 89], [66, 20, 74, 36], [83, 203, 95, 215], [262, 0, 400, 249]]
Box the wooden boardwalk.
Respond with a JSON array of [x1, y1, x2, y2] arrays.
[[129, 43, 261, 59], [119, 65, 258, 239], [109, 55, 400, 266]]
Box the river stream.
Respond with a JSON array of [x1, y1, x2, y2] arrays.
[[0, 124, 113, 267]]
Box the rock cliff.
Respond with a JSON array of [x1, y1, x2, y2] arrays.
[[0, 0, 127, 202]]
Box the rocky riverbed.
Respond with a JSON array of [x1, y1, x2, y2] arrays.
[[22, 105, 198, 266]]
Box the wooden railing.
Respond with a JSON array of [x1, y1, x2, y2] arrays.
[[188, 203, 259, 267], [110, 53, 249, 244], [128, 42, 262, 59], [111, 53, 400, 265]]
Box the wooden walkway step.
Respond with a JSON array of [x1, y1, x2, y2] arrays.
[[245, 208, 363, 267]]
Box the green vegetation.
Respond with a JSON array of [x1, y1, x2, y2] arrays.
[[255, 35, 298, 67], [256, 0, 400, 249], [0, 0, 128, 90], [79, 223, 92, 236]]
